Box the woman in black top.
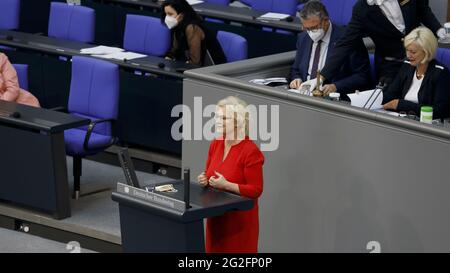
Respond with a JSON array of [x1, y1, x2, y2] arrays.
[[383, 27, 450, 119], [161, 0, 226, 66]]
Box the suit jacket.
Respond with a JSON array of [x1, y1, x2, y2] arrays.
[[322, 0, 442, 82], [382, 59, 450, 119], [0, 53, 40, 107], [290, 23, 371, 97]]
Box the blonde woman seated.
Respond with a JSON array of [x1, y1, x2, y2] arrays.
[[197, 96, 264, 253], [382, 27, 450, 119], [0, 53, 40, 107]]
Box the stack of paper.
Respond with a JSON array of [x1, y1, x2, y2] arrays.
[[347, 89, 383, 110], [92, 51, 147, 61], [257, 12, 290, 21], [187, 0, 204, 5], [373, 108, 401, 117], [80, 46, 124, 55]]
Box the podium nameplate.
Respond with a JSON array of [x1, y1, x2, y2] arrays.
[[117, 183, 186, 212]]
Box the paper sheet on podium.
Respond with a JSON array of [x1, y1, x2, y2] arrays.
[[348, 89, 383, 110], [187, 0, 204, 5], [92, 51, 147, 61], [80, 46, 124, 55], [258, 12, 290, 20]]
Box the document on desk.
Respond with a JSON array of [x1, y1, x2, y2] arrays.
[[187, 0, 204, 5], [92, 51, 147, 61], [348, 89, 383, 110], [257, 12, 290, 21], [80, 45, 124, 55], [373, 108, 401, 117], [249, 77, 287, 85]]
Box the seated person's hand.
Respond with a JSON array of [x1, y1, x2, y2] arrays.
[[289, 78, 302, 89], [383, 99, 399, 110], [197, 172, 208, 187], [322, 84, 337, 96], [437, 27, 447, 39], [300, 77, 323, 93]]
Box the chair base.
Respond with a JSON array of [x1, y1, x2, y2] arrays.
[[73, 156, 82, 200], [73, 190, 80, 200]]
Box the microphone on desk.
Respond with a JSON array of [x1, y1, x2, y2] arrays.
[[363, 78, 388, 109], [184, 168, 191, 210], [286, 16, 294, 22], [158, 62, 166, 69], [9, 111, 21, 118]]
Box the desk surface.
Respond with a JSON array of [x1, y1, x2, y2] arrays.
[[0, 30, 197, 78], [112, 180, 253, 222], [0, 100, 89, 133], [92, 0, 302, 32]]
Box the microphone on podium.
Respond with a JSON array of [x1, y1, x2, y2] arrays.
[[184, 168, 191, 210]]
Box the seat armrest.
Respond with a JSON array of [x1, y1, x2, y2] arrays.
[[83, 118, 117, 151]]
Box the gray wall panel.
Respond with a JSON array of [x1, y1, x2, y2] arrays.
[[183, 76, 450, 252]]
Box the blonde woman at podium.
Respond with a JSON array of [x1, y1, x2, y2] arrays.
[[197, 96, 265, 253], [0, 53, 40, 107]]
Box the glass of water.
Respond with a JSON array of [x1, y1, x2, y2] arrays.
[[443, 118, 450, 129]]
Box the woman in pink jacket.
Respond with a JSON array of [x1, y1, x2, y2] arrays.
[[0, 53, 40, 107]]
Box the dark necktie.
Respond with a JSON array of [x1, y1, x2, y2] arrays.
[[310, 40, 323, 79]]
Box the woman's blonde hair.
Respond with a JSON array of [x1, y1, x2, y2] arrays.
[[404, 26, 438, 64], [216, 96, 249, 137]]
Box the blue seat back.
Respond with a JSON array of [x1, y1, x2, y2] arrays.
[[217, 31, 248, 62], [12, 64, 28, 91], [48, 2, 95, 43], [368, 53, 376, 84], [251, 0, 298, 16], [205, 0, 230, 5], [0, 0, 20, 30], [123, 14, 171, 57], [321, 0, 356, 26], [68, 56, 119, 136], [436, 48, 450, 70]]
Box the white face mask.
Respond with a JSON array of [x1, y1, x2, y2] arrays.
[[165, 15, 179, 29], [307, 28, 325, 43]]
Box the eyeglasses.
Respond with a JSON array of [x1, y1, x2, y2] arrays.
[[301, 19, 325, 32], [399, 111, 418, 120], [302, 25, 323, 32]]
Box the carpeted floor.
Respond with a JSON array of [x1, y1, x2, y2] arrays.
[[0, 157, 172, 253]]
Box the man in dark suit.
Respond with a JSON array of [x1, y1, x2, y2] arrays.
[[290, 1, 371, 98], [306, 0, 444, 90]]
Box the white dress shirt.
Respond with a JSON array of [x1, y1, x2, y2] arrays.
[[367, 0, 405, 33], [404, 71, 423, 103], [307, 22, 332, 80]]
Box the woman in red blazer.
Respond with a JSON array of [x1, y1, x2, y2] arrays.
[[197, 96, 264, 253]]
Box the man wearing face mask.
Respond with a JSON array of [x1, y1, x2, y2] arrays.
[[303, 0, 444, 91], [161, 0, 226, 66], [290, 1, 371, 98]]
